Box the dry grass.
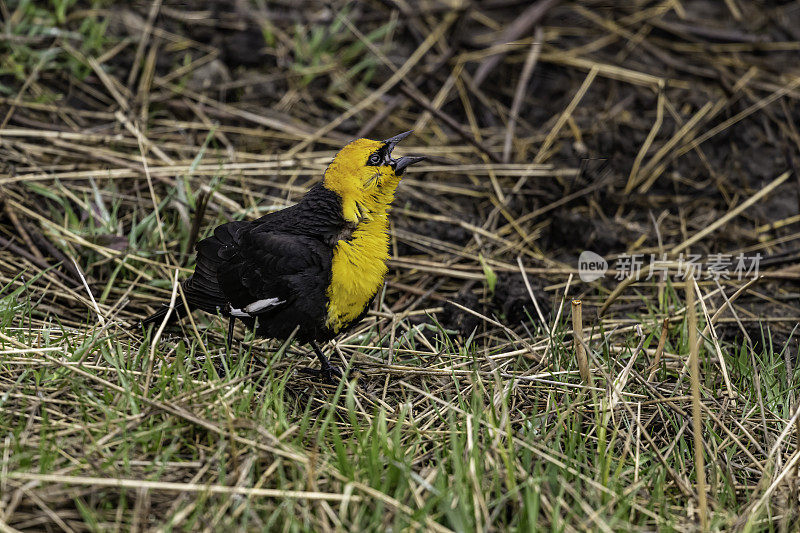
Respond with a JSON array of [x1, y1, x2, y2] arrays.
[[1, 1, 799, 531]]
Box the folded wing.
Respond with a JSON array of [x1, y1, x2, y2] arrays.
[[188, 224, 328, 319]]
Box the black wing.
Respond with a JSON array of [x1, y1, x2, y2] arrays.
[[218, 227, 329, 314], [141, 202, 333, 332]]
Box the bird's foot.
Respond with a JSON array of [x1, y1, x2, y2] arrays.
[[298, 363, 344, 383]]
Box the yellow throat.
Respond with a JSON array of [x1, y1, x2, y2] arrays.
[[320, 134, 423, 333], [326, 214, 390, 333]]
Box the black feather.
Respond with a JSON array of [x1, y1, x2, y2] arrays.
[[138, 301, 186, 329], [138, 184, 349, 344]]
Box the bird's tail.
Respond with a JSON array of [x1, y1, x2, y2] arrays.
[[136, 301, 187, 330]]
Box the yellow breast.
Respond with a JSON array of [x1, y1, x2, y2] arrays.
[[326, 218, 389, 333]]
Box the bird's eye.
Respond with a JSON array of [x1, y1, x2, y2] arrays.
[[368, 153, 382, 165]]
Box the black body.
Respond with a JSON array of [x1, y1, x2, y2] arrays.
[[141, 184, 358, 344]]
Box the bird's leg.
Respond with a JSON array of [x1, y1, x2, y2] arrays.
[[311, 340, 335, 373], [299, 340, 343, 382], [226, 316, 236, 353], [209, 316, 237, 377]]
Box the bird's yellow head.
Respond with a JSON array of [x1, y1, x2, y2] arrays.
[[323, 131, 424, 224]]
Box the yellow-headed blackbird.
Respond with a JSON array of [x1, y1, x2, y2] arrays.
[[140, 131, 424, 379]]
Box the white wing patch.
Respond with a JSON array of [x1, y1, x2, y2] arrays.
[[229, 297, 283, 317]]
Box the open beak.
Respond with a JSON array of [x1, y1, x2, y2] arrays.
[[382, 130, 425, 176], [392, 155, 426, 176]]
